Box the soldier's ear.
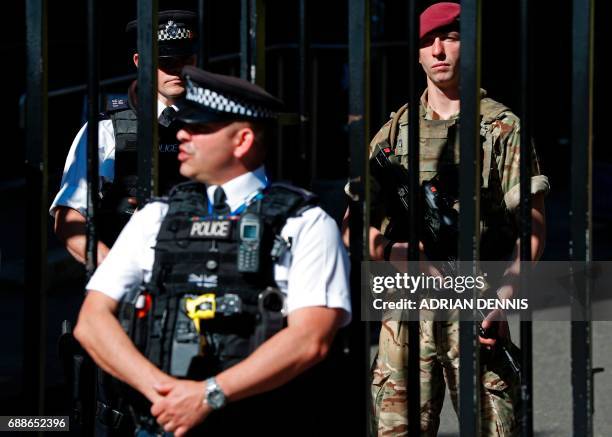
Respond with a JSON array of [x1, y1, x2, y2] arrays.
[[133, 53, 139, 68]]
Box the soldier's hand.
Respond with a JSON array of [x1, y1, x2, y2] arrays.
[[386, 241, 443, 278], [479, 308, 510, 349], [151, 379, 212, 436], [387, 241, 428, 260]]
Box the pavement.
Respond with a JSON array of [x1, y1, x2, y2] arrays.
[[435, 319, 612, 436]]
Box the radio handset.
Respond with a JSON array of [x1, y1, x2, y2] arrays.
[[237, 212, 263, 273]]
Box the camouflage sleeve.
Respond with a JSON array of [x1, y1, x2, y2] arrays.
[[494, 113, 550, 212]]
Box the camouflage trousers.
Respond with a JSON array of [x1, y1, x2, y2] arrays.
[[371, 318, 520, 436]]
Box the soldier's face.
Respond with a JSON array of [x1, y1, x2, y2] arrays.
[[176, 122, 252, 185], [419, 31, 460, 88]]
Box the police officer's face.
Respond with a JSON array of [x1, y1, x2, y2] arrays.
[[133, 53, 197, 100], [176, 122, 255, 185], [158, 55, 197, 98], [419, 31, 460, 88]]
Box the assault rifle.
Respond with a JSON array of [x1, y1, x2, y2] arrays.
[[370, 143, 458, 262], [370, 143, 521, 378]]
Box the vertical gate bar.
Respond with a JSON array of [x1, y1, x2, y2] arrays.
[[310, 54, 319, 182], [348, 0, 371, 433], [275, 54, 284, 179], [406, 0, 421, 435], [380, 52, 387, 127], [518, 0, 533, 435], [240, 0, 248, 80], [571, 0, 594, 435], [458, 0, 482, 436], [197, 0, 209, 69], [84, 3, 100, 432], [251, 0, 266, 86], [241, 0, 265, 85], [299, 0, 313, 182], [86, 0, 100, 276], [24, 0, 48, 418], [136, 0, 158, 205]]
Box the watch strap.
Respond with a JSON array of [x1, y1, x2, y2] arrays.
[[203, 376, 227, 410]]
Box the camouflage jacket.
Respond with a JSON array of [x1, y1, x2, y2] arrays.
[[368, 89, 550, 260]]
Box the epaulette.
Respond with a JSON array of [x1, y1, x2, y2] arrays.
[[259, 183, 319, 229], [165, 181, 208, 216], [167, 181, 205, 197], [480, 98, 510, 125], [142, 195, 170, 206], [98, 97, 131, 120], [107, 97, 130, 111]]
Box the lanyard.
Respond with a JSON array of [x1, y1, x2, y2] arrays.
[[206, 184, 269, 217]]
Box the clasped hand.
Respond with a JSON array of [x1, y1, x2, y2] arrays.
[[150, 378, 211, 437]]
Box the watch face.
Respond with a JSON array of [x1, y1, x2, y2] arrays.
[[208, 387, 225, 409]]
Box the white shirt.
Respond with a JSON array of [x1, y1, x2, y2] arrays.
[[49, 100, 174, 217], [86, 167, 352, 326]]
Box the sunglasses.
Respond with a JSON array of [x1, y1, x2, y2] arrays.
[[158, 55, 195, 70]]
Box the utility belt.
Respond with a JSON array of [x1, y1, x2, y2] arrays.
[[121, 286, 285, 378]]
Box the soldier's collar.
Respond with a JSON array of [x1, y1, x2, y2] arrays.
[[420, 88, 488, 120]]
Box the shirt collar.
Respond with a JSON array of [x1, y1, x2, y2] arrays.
[[157, 100, 178, 118], [206, 166, 268, 212]]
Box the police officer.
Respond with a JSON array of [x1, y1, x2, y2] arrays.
[[50, 10, 198, 263], [343, 2, 549, 436], [73, 66, 352, 436]]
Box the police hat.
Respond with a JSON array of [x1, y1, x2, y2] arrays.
[[126, 10, 196, 58], [175, 66, 284, 124]]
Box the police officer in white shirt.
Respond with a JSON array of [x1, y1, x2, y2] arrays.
[[74, 66, 352, 436], [51, 10, 198, 264]]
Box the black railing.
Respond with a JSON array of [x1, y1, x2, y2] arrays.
[[348, 0, 371, 432], [85, 0, 100, 277], [571, 0, 595, 436], [518, 0, 534, 435], [21, 1, 598, 436], [136, 0, 158, 205], [406, 1, 421, 435], [24, 0, 48, 421], [458, 1, 482, 435]]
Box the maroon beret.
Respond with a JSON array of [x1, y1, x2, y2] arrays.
[[420, 2, 460, 39]]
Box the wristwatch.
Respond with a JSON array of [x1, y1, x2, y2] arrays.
[[203, 377, 227, 410]]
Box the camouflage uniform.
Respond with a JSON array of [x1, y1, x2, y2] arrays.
[[370, 90, 550, 436]]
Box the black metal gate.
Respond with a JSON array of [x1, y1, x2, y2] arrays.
[[22, 0, 598, 435]]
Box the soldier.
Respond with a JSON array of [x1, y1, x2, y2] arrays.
[[50, 10, 198, 263], [73, 66, 352, 436], [344, 2, 549, 436]]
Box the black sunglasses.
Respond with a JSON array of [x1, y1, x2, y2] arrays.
[[158, 55, 195, 70]]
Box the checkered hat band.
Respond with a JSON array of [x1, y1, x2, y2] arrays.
[[185, 80, 274, 118], [158, 27, 192, 41]]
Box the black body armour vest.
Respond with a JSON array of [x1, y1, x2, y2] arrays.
[[98, 104, 186, 245], [115, 183, 357, 436], [122, 181, 318, 380]]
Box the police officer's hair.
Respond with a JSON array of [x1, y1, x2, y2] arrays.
[[247, 121, 268, 150]]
